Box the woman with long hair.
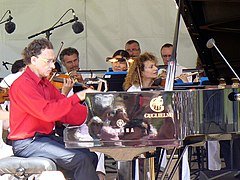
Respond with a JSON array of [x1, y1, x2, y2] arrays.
[[123, 52, 158, 91]]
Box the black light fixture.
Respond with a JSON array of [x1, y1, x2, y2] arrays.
[[0, 10, 16, 34]]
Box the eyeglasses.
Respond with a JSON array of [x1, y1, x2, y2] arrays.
[[38, 57, 56, 64], [126, 48, 140, 52], [162, 54, 172, 58]]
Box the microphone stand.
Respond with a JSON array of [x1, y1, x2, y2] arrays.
[[0, 10, 12, 25], [207, 38, 240, 82], [28, 18, 75, 40], [164, 0, 181, 91], [0, 17, 12, 25], [2, 61, 13, 70]]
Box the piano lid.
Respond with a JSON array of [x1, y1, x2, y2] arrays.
[[177, 0, 240, 84]]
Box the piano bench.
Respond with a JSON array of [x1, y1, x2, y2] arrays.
[[0, 156, 57, 178]]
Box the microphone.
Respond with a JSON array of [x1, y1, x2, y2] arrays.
[[71, 10, 84, 34], [5, 11, 16, 34], [206, 38, 215, 49], [228, 92, 240, 101], [2, 61, 9, 70], [206, 38, 240, 82]]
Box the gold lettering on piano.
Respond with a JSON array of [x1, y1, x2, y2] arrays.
[[145, 95, 174, 118], [150, 96, 164, 112], [144, 112, 173, 118]]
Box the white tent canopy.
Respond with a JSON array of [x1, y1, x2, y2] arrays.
[[0, 0, 197, 77]]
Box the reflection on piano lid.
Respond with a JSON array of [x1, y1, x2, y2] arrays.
[[64, 87, 240, 149], [177, 0, 240, 85]]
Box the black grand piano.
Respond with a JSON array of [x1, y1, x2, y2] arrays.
[[64, 1, 240, 179], [178, 0, 240, 85]]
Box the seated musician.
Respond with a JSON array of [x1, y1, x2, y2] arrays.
[[123, 53, 172, 141], [0, 59, 26, 88], [0, 107, 13, 159], [160, 43, 191, 83], [0, 59, 26, 112], [59, 47, 85, 82], [125, 39, 141, 58], [60, 47, 106, 180], [123, 52, 158, 91], [107, 49, 130, 72], [123, 52, 191, 180], [8, 38, 99, 180]]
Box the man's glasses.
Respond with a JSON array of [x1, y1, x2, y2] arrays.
[[38, 57, 56, 64], [126, 48, 140, 52]]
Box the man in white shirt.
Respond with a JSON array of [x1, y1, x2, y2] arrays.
[[160, 43, 190, 82]]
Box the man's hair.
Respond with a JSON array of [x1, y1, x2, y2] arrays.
[[22, 38, 53, 65], [160, 43, 173, 52], [11, 59, 26, 73], [60, 47, 79, 63], [125, 39, 140, 47]]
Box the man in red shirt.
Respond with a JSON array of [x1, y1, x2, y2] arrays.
[[8, 38, 99, 180]]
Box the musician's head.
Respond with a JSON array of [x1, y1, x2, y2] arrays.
[[160, 43, 173, 65], [22, 38, 55, 78], [123, 52, 158, 90], [108, 50, 129, 72], [125, 39, 141, 58], [11, 59, 26, 73], [60, 47, 80, 72]]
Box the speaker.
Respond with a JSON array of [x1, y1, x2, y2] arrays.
[[199, 170, 240, 180]]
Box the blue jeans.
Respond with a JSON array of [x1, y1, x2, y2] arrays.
[[12, 135, 99, 180]]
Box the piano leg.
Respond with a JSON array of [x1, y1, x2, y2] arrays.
[[117, 161, 133, 180]]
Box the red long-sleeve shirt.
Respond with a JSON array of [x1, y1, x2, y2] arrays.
[[8, 67, 87, 140]]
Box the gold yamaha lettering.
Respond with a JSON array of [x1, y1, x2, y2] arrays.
[[144, 112, 174, 118]]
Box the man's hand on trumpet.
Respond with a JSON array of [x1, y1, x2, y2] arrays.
[[177, 73, 189, 83]]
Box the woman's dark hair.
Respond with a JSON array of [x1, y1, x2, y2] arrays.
[[11, 59, 26, 73], [112, 50, 130, 60]]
